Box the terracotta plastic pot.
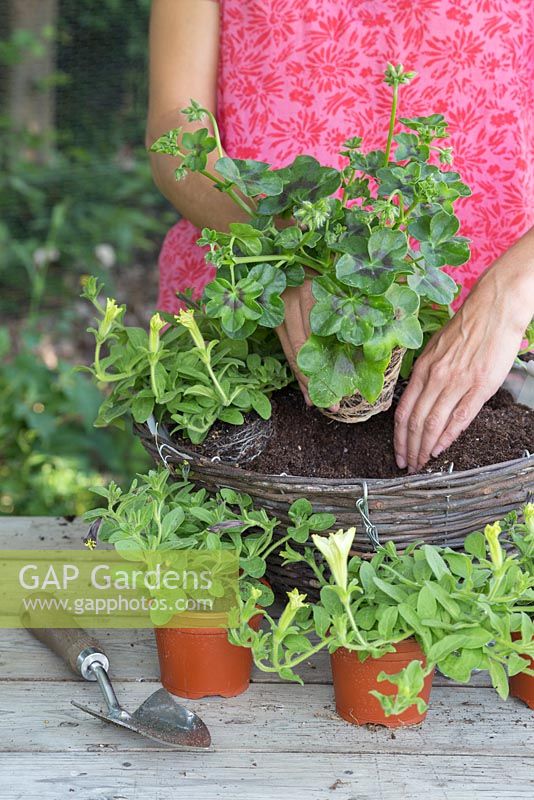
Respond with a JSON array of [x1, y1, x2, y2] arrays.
[[509, 632, 534, 709], [155, 612, 262, 699], [330, 638, 434, 728]]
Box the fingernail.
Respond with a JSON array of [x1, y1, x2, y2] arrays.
[[407, 465, 416, 475], [304, 396, 313, 407], [431, 447, 443, 458], [396, 455, 406, 469]]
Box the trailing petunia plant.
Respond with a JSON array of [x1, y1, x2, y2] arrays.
[[149, 63, 475, 408], [81, 276, 292, 443], [84, 469, 336, 625], [229, 514, 534, 717]]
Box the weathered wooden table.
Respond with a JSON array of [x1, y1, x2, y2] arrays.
[[0, 517, 533, 800]]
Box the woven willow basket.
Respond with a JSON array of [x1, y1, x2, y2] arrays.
[[135, 416, 534, 596]]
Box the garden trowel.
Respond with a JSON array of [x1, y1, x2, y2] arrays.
[[27, 625, 211, 748]]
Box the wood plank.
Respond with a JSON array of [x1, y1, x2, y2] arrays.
[[0, 628, 491, 687], [0, 752, 532, 800], [0, 681, 530, 756], [0, 516, 90, 549]]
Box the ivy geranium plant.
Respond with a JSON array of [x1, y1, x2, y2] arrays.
[[82, 277, 292, 443], [149, 63, 474, 408], [230, 515, 534, 716]]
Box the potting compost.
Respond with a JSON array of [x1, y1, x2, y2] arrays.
[[185, 387, 534, 479]]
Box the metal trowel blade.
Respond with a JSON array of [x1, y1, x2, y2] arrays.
[[72, 694, 211, 749]]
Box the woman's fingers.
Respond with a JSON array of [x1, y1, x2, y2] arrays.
[[276, 322, 311, 404], [430, 388, 487, 460], [403, 379, 452, 474], [394, 364, 427, 468], [413, 383, 471, 470], [276, 285, 312, 405]]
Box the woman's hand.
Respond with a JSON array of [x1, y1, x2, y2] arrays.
[[276, 279, 315, 406], [394, 228, 534, 473]]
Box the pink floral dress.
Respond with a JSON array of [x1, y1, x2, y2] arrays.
[[157, 0, 534, 314]]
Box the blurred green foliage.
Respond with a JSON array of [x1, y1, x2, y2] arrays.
[[0, 326, 151, 516], [57, 0, 152, 152], [1, 1, 167, 514], [0, 122, 175, 317]]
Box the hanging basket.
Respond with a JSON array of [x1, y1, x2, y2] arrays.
[[134, 414, 534, 597], [320, 347, 406, 423]]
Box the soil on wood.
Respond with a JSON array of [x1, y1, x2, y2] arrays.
[[189, 386, 534, 479]]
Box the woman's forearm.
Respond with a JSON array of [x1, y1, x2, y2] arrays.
[[146, 109, 250, 231], [479, 224, 534, 333], [146, 0, 248, 231]]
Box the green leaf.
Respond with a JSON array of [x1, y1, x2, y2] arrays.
[[114, 539, 144, 561], [248, 263, 286, 328], [443, 551, 471, 579], [373, 577, 407, 603], [521, 613, 534, 643], [354, 606, 376, 630], [320, 585, 344, 615], [249, 391, 271, 420], [428, 634, 467, 662], [284, 262, 306, 287], [438, 649, 480, 683], [151, 362, 168, 400], [289, 524, 309, 544], [131, 392, 155, 423], [284, 634, 312, 653], [464, 531, 487, 561], [336, 229, 409, 295], [417, 584, 437, 618], [228, 222, 264, 256], [378, 606, 398, 638], [408, 266, 458, 305], [240, 556, 266, 578], [215, 157, 283, 197], [313, 604, 330, 638], [161, 507, 186, 539], [289, 498, 313, 519], [363, 284, 423, 360], [461, 627, 494, 649], [368, 228, 408, 264], [308, 512, 336, 531], [426, 582, 461, 618], [375, 163, 420, 204], [420, 238, 470, 268], [507, 652, 530, 677], [394, 132, 429, 162], [429, 211, 460, 244], [256, 156, 341, 215], [359, 561, 376, 594], [218, 408, 244, 425], [408, 215, 431, 242], [274, 226, 303, 250], [488, 659, 509, 700], [297, 336, 388, 407], [422, 544, 449, 580]]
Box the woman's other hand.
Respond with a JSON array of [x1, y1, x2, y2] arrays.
[[394, 226, 534, 473]]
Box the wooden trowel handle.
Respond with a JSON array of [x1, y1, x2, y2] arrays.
[[28, 626, 106, 676], [23, 597, 108, 678]]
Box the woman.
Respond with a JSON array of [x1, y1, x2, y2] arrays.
[[146, 0, 534, 473]]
